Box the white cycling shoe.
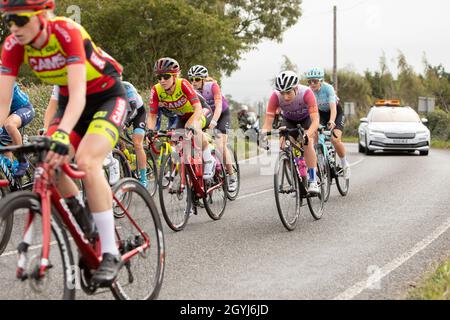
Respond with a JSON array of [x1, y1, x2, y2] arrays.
[[343, 163, 351, 180], [308, 181, 320, 195]]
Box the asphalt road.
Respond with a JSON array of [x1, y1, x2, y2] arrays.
[[1, 144, 449, 300]]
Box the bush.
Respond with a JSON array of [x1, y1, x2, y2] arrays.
[[17, 81, 53, 135], [426, 108, 450, 141]]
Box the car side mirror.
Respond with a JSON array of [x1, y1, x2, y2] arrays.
[[421, 118, 428, 126], [360, 117, 368, 123]]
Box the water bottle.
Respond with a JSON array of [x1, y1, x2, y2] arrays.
[[298, 157, 307, 178]]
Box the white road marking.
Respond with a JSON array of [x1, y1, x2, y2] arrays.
[[333, 216, 450, 300]]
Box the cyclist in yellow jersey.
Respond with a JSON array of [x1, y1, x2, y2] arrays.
[[147, 57, 217, 180], [0, 0, 126, 287]]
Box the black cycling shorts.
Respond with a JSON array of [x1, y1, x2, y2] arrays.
[[48, 79, 129, 149], [281, 116, 312, 140], [319, 103, 345, 132]]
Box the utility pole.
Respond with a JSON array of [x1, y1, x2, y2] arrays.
[[333, 5, 338, 94]]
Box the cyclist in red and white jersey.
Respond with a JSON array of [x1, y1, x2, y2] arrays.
[[262, 71, 320, 194], [0, 0, 127, 286]]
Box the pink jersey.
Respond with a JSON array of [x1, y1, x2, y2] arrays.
[[266, 85, 318, 121]]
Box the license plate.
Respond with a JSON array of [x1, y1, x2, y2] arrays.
[[393, 139, 408, 143]]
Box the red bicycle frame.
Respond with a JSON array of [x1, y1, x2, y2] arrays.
[[176, 133, 224, 199], [6, 161, 151, 280]]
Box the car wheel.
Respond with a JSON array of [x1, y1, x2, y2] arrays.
[[358, 140, 365, 153], [365, 137, 374, 155], [419, 150, 429, 156]]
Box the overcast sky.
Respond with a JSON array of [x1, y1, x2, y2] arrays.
[[221, 0, 450, 105]]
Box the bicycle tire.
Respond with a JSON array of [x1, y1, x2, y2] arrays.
[[316, 145, 331, 202], [145, 151, 158, 197], [0, 191, 75, 300], [158, 154, 191, 231], [334, 150, 350, 196], [203, 154, 227, 220], [110, 178, 165, 300], [307, 159, 325, 220], [0, 187, 13, 254], [274, 152, 300, 231]]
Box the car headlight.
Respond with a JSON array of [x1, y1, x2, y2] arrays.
[[416, 130, 428, 135], [369, 130, 384, 135]]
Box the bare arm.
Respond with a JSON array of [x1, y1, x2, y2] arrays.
[[147, 113, 157, 130], [44, 98, 58, 130]]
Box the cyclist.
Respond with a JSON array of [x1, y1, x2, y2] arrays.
[[0, 0, 126, 286], [156, 105, 178, 131], [262, 71, 320, 194], [122, 80, 148, 187], [187, 64, 237, 192], [305, 67, 350, 178], [147, 57, 216, 179], [0, 68, 35, 177]]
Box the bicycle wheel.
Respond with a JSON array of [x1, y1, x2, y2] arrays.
[[145, 151, 158, 197], [315, 144, 331, 202], [225, 143, 240, 201], [203, 154, 227, 220], [110, 179, 165, 300], [307, 159, 325, 220], [334, 151, 350, 196], [0, 191, 75, 300], [274, 152, 300, 231], [0, 186, 13, 255], [158, 154, 191, 231]]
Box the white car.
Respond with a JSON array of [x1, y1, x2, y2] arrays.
[[358, 104, 430, 156]]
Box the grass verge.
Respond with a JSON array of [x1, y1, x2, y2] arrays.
[[407, 260, 450, 300]]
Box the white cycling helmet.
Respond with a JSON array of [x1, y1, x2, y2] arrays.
[[305, 67, 324, 79], [275, 71, 299, 92], [188, 65, 209, 78], [241, 105, 249, 112]]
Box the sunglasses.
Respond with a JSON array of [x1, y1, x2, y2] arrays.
[[190, 77, 203, 82], [2, 10, 43, 28], [308, 79, 321, 85], [156, 74, 172, 81]]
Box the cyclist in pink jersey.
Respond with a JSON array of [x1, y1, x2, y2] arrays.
[[262, 71, 320, 194], [187, 65, 237, 192]]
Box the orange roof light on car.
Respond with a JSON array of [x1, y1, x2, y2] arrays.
[[375, 99, 401, 107]]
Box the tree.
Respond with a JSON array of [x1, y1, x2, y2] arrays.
[[396, 51, 426, 109], [52, 0, 302, 87]]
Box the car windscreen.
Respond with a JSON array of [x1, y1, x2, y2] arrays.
[[371, 108, 420, 122]]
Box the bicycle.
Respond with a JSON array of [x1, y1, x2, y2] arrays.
[[158, 128, 227, 231], [0, 136, 165, 300], [317, 126, 350, 198], [205, 130, 240, 201], [113, 127, 158, 196], [269, 125, 325, 231]]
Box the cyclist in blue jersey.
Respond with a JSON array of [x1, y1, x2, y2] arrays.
[[0, 66, 35, 177], [305, 67, 350, 179], [121, 80, 149, 187]]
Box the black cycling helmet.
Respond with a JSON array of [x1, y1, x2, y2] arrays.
[[0, 0, 55, 12], [154, 57, 180, 74]]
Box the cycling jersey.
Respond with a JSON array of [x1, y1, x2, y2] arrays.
[[1, 16, 123, 96], [122, 81, 144, 109], [313, 82, 337, 112], [266, 85, 318, 122], [197, 81, 229, 112], [149, 78, 200, 120], [11, 83, 33, 113]]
